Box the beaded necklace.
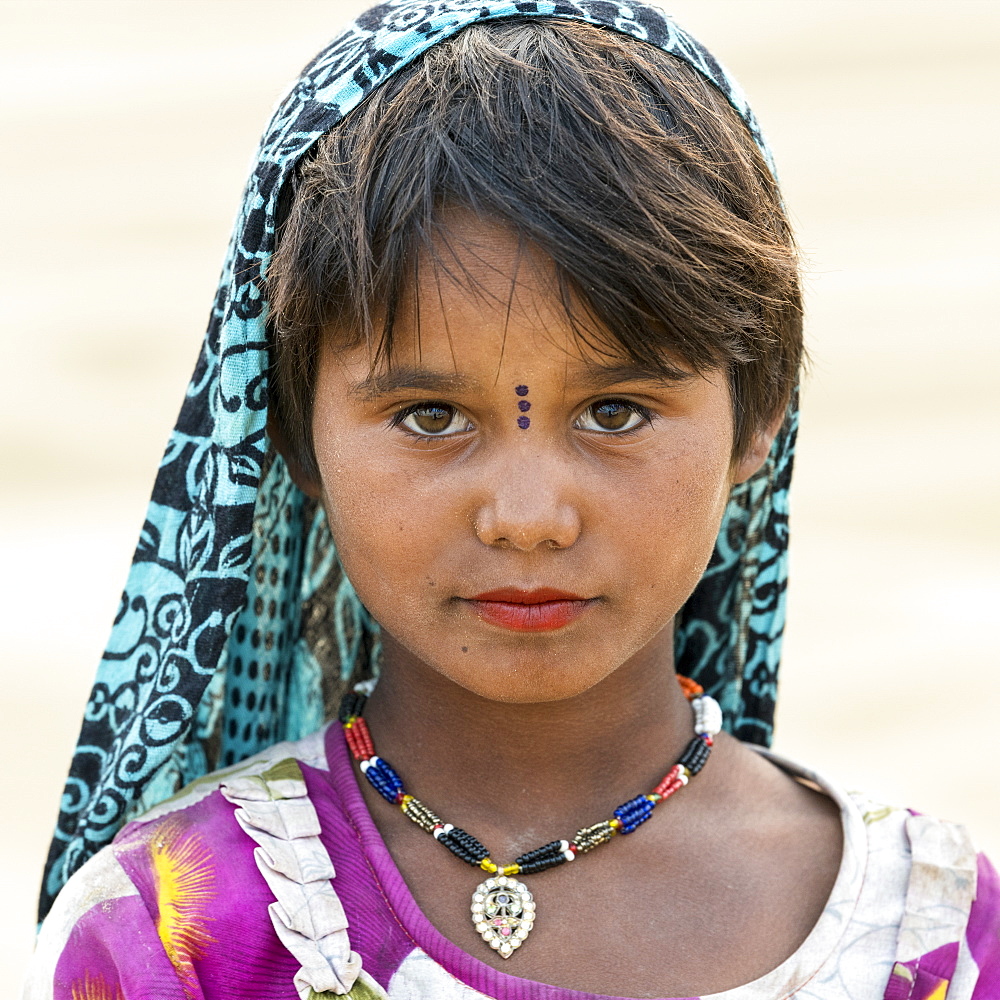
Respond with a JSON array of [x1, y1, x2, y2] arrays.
[[339, 674, 722, 959]]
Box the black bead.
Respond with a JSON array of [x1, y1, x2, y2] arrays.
[[677, 736, 711, 775], [438, 827, 489, 866], [518, 853, 567, 874], [338, 692, 368, 723], [515, 839, 565, 867]]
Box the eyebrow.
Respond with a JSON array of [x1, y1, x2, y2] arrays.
[[572, 361, 697, 391], [348, 360, 696, 400], [349, 367, 476, 400]]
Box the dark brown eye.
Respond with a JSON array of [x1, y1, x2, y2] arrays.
[[576, 399, 648, 433], [398, 403, 473, 437]]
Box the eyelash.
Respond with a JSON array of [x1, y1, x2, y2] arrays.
[[389, 399, 655, 438], [575, 399, 654, 435], [390, 402, 474, 440]]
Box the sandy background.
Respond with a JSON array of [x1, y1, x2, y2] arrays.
[[3, 0, 998, 986]]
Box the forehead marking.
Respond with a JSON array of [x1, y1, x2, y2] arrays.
[[514, 384, 530, 429]]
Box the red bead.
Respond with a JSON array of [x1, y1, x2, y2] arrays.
[[353, 717, 376, 756], [653, 765, 682, 797], [569, 843, 579, 854], [344, 726, 368, 761]]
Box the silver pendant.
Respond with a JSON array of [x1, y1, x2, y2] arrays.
[[470, 875, 535, 958]]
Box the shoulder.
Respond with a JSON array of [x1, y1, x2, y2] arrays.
[[109, 723, 336, 933], [753, 748, 1000, 991], [26, 727, 341, 999]]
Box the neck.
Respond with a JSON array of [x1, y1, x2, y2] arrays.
[[360, 626, 696, 854]]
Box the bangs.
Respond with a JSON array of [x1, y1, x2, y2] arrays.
[[268, 17, 802, 474]]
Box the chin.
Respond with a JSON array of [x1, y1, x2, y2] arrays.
[[439, 652, 614, 705]]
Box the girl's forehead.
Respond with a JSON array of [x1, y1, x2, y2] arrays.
[[325, 209, 703, 393], [408, 212, 558, 312], [347, 218, 585, 370]]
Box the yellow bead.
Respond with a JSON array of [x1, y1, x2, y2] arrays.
[[609, 818, 622, 831], [400, 794, 414, 810], [502, 864, 520, 876], [480, 858, 498, 873]]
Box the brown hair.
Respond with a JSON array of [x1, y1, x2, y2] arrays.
[[268, 17, 802, 477]]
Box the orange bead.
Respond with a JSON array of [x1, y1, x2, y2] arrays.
[[676, 674, 703, 699]]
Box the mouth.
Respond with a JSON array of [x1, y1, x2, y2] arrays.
[[464, 588, 595, 632]]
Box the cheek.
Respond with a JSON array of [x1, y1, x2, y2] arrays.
[[624, 423, 734, 595], [314, 433, 452, 617]]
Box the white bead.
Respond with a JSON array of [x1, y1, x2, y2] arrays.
[[693, 695, 723, 736], [559, 840, 570, 851], [490, 939, 501, 950], [563, 849, 575, 862], [359, 760, 371, 773], [432, 823, 454, 840]]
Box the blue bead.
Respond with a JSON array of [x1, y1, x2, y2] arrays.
[[365, 769, 401, 803], [377, 760, 403, 786], [369, 759, 404, 794], [614, 795, 653, 834]]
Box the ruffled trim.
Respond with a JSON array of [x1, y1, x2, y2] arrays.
[[221, 755, 364, 998]]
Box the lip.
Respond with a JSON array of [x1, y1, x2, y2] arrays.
[[465, 588, 594, 632]]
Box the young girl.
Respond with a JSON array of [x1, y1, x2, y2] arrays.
[[24, 2, 1000, 997]]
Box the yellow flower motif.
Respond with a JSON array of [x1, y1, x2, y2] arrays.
[[70, 971, 124, 1000], [148, 817, 217, 993]]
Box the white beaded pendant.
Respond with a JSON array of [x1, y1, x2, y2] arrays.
[[470, 876, 536, 958]]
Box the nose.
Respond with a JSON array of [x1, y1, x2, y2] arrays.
[[473, 458, 583, 551]]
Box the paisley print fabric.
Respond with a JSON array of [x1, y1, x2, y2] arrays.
[[40, 0, 796, 921], [26, 727, 1000, 998]]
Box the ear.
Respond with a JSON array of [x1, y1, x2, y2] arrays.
[[266, 410, 323, 500], [731, 407, 786, 485]]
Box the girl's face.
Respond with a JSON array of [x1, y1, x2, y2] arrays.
[[309, 219, 770, 704]]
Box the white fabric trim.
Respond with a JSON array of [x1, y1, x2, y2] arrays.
[[220, 736, 362, 999], [895, 813, 977, 964]]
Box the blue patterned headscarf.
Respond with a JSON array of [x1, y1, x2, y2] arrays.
[[40, 0, 796, 920]]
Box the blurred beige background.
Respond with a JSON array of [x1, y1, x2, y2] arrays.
[[3, 0, 998, 985]]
